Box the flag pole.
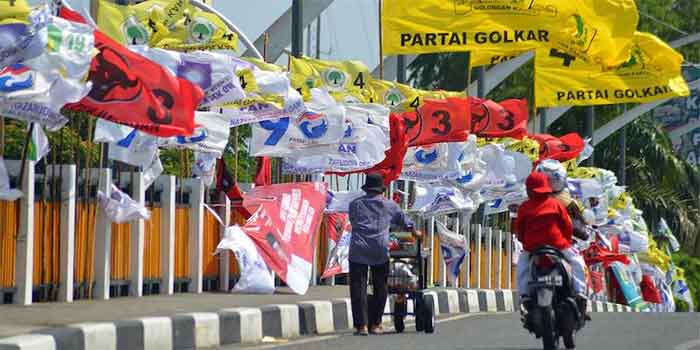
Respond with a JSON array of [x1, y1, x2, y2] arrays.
[[378, 0, 384, 79]]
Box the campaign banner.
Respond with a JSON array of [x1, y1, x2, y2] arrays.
[[60, 6, 204, 138], [471, 98, 528, 139], [382, 0, 638, 67], [321, 213, 352, 279], [97, 184, 150, 223], [249, 90, 346, 157], [0, 7, 47, 69], [436, 221, 466, 283], [290, 56, 374, 103], [242, 182, 327, 295], [325, 190, 364, 213], [533, 133, 585, 162], [130, 47, 245, 108], [411, 183, 476, 216], [400, 142, 462, 182], [159, 111, 231, 157], [535, 32, 689, 107], [407, 97, 470, 146]]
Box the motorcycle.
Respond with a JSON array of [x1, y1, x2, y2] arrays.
[[522, 246, 586, 350]]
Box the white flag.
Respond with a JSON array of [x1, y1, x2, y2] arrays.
[[0, 157, 22, 201], [411, 183, 476, 216], [324, 190, 364, 213], [216, 226, 275, 294], [28, 125, 49, 162], [97, 184, 150, 223], [436, 221, 466, 284], [159, 111, 231, 157]]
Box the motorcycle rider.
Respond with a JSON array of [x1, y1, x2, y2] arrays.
[[514, 172, 589, 320]]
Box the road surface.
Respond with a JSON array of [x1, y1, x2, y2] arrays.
[[224, 312, 700, 350]]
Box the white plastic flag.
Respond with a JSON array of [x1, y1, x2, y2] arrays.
[[142, 152, 163, 190], [0, 157, 23, 201], [28, 125, 49, 162], [411, 183, 475, 216], [192, 151, 217, 188], [249, 89, 345, 157], [0, 7, 48, 69], [216, 226, 275, 294], [436, 221, 466, 284], [129, 47, 245, 107], [159, 111, 231, 157], [97, 184, 150, 223], [108, 129, 159, 168], [26, 14, 95, 79], [401, 142, 463, 182]]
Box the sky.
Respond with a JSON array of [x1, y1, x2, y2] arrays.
[[54, 0, 382, 69]]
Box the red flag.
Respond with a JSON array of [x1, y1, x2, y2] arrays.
[[532, 133, 585, 162], [255, 157, 272, 186], [59, 7, 204, 137], [215, 158, 249, 219], [408, 97, 470, 146], [321, 213, 351, 279], [242, 182, 327, 294], [471, 98, 528, 139]]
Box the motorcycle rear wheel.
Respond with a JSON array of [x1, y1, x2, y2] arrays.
[[540, 306, 558, 350]]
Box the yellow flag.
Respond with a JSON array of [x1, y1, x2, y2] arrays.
[[368, 80, 463, 111], [0, 0, 30, 23], [97, 0, 237, 51], [289, 56, 374, 103], [535, 31, 690, 107], [382, 0, 638, 66], [470, 49, 525, 67]]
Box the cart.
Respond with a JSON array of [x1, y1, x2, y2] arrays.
[[384, 233, 434, 333]]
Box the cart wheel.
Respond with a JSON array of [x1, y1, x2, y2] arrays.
[[415, 299, 425, 332], [393, 315, 405, 333], [394, 299, 408, 317], [423, 299, 435, 333]]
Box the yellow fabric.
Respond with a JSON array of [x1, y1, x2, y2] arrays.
[[639, 239, 671, 271], [289, 56, 374, 103], [382, 0, 638, 66], [506, 137, 540, 161], [470, 49, 527, 67], [535, 31, 689, 107], [0, 0, 31, 24], [96, 0, 237, 51], [570, 166, 599, 179], [562, 159, 579, 173]]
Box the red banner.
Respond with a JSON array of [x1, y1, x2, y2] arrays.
[[532, 133, 585, 162], [60, 7, 204, 137], [408, 97, 470, 147], [242, 182, 327, 295], [321, 213, 351, 279], [471, 98, 528, 139]]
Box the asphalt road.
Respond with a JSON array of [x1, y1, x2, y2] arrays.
[[224, 312, 700, 350]]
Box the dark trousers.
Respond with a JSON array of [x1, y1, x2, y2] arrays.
[[349, 261, 389, 328]]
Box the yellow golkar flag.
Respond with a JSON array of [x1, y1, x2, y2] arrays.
[[469, 49, 526, 68], [369, 79, 464, 111], [289, 56, 374, 103], [382, 0, 638, 66], [97, 0, 237, 51], [0, 0, 31, 24], [535, 31, 690, 107]]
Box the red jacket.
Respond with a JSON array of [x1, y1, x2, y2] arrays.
[[514, 193, 573, 251]]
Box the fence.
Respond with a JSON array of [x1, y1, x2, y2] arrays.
[[0, 161, 515, 305]]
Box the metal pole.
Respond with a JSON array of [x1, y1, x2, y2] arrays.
[[315, 16, 321, 59], [476, 66, 486, 98], [539, 109, 547, 133], [396, 55, 406, 83], [585, 106, 595, 166], [378, 0, 384, 79], [292, 0, 304, 58], [619, 106, 627, 186]]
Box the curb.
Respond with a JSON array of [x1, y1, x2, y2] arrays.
[[0, 289, 637, 350]]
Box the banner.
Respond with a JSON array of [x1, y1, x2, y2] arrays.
[[369, 79, 464, 112], [290, 56, 374, 103], [471, 98, 528, 139], [321, 213, 352, 279], [216, 226, 275, 294], [242, 182, 327, 295], [97, 184, 150, 223], [535, 31, 689, 107], [249, 89, 346, 157], [411, 183, 476, 216], [96, 0, 238, 51], [0, 0, 31, 24], [28, 13, 95, 79], [470, 49, 525, 67], [408, 97, 470, 146], [325, 190, 364, 213], [655, 66, 700, 165], [436, 221, 467, 283], [401, 142, 462, 182], [159, 111, 231, 157], [533, 133, 585, 161], [130, 46, 245, 108], [61, 6, 205, 138], [382, 0, 638, 66]]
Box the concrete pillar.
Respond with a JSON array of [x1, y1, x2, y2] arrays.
[[427, 216, 435, 286], [486, 227, 493, 289], [462, 216, 470, 288], [219, 193, 231, 292], [130, 172, 145, 296], [58, 165, 76, 302], [452, 215, 460, 287], [506, 231, 513, 289], [496, 230, 503, 289], [93, 168, 112, 300], [160, 176, 176, 295], [475, 224, 482, 289], [188, 179, 205, 293], [14, 160, 35, 305]]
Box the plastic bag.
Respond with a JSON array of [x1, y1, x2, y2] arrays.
[[216, 226, 275, 294]]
